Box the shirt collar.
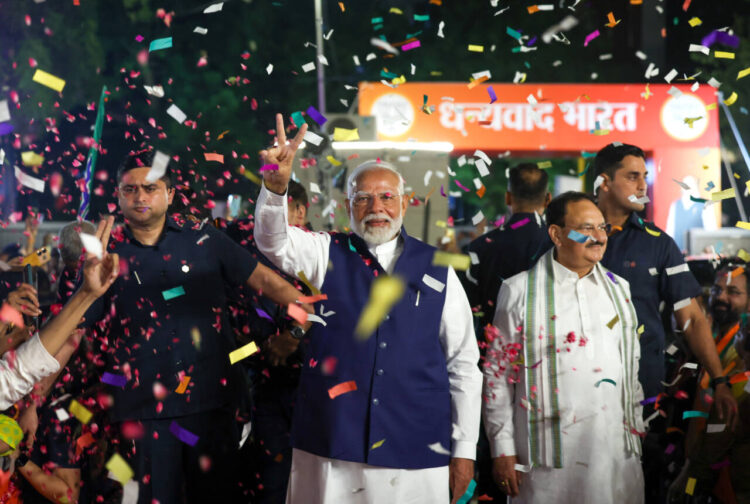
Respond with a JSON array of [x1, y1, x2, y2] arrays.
[[626, 211, 645, 230], [123, 216, 183, 245], [367, 233, 402, 256], [551, 252, 600, 285]]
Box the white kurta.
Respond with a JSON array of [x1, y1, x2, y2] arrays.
[[254, 184, 482, 504], [0, 333, 60, 410], [483, 257, 644, 504]]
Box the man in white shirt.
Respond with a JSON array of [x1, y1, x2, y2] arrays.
[[254, 114, 482, 504], [483, 191, 644, 503]]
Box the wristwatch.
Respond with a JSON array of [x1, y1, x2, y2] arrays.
[[289, 325, 306, 340], [709, 376, 730, 389]]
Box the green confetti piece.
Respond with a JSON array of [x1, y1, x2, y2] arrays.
[[291, 111, 306, 128], [149, 37, 173, 52], [373, 24, 383, 31], [683, 410, 709, 420], [689, 195, 707, 204], [506, 26, 522, 40], [371, 17, 383, 24], [581, 151, 597, 158], [511, 47, 522, 53], [414, 14, 430, 21], [457, 480, 477, 504], [405, 30, 423, 39], [595, 378, 617, 387], [380, 70, 399, 79], [162, 286, 186, 301]]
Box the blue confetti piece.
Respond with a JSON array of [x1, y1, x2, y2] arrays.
[[169, 421, 199, 446], [457, 479, 477, 504], [162, 285, 186, 301], [567, 230, 589, 243], [306, 106, 327, 126], [149, 37, 173, 52], [506, 26, 522, 40], [487, 86, 497, 104], [101, 372, 127, 388]]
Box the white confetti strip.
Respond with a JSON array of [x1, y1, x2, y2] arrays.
[[428, 442, 451, 455], [79, 232, 103, 259], [301, 62, 316, 73], [664, 68, 678, 84], [706, 424, 726, 433], [266, 64, 273, 75], [193, 27, 208, 35], [472, 210, 484, 226], [14, 166, 45, 192], [666, 263, 690, 276], [422, 274, 445, 293], [146, 150, 170, 183], [0, 100, 9, 122], [166, 104, 187, 124], [203, 2, 223, 13], [689, 44, 710, 55], [673, 298, 691, 311], [303, 130, 324, 146]]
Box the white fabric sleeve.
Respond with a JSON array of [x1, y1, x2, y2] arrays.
[[483, 278, 525, 458], [0, 333, 60, 410], [439, 266, 482, 460], [254, 182, 332, 290]]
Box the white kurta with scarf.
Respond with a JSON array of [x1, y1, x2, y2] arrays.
[[254, 184, 482, 504], [483, 250, 645, 504]]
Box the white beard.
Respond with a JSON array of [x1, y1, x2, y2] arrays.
[[350, 211, 403, 245]]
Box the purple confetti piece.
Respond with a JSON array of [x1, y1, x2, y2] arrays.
[[487, 86, 497, 104], [440, 185, 446, 197], [0, 123, 13, 136], [527, 36, 537, 46], [256, 308, 273, 321], [260, 164, 279, 172], [606, 271, 618, 284], [701, 30, 740, 48], [510, 217, 530, 230], [306, 105, 327, 126], [402, 40, 421, 51], [584, 29, 600, 47], [169, 421, 199, 446], [454, 180, 471, 192], [101, 372, 127, 388], [640, 395, 658, 405], [710, 459, 731, 470], [665, 443, 675, 455]]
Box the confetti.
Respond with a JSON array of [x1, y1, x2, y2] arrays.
[[736, 221, 750, 230], [371, 439, 385, 449], [106, 454, 134, 485], [422, 274, 445, 293], [428, 442, 451, 455], [306, 106, 327, 125], [606, 315, 620, 329], [328, 380, 357, 399], [21, 151, 44, 166], [487, 86, 497, 104], [457, 480, 477, 504], [193, 27, 208, 35], [260, 164, 279, 172], [605, 12, 621, 27], [303, 130, 324, 146], [162, 286, 186, 300], [148, 37, 172, 52], [101, 372, 128, 388], [79, 232, 103, 259], [355, 276, 405, 338], [674, 298, 692, 311], [737, 68, 750, 80], [724, 92, 738, 106], [714, 51, 735, 59], [583, 30, 600, 47], [468, 44, 484, 52], [146, 150, 170, 183], [595, 378, 617, 387], [333, 127, 359, 141], [203, 2, 224, 13], [14, 166, 45, 193], [688, 17, 702, 27], [69, 399, 93, 424], [175, 375, 191, 394], [32, 69, 66, 92], [645, 227, 661, 237], [229, 341, 259, 364], [683, 410, 709, 419], [204, 153, 224, 163], [432, 251, 471, 271], [166, 104, 187, 124], [472, 210, 484, 226], [567, 230, 589, 243], [628, 194, 650, 204], [711, 188, 735, 201], [402, 40, 421, 51], [169, 421, 199, 446], [0, 101, 9, 123], [706, 424, 726, 433]]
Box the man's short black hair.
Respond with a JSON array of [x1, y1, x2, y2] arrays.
[[593, 143, 646, 179], [545, 191, 597, 228], [117, 149, 173, 188], [287, 180, 308, 208], [508, 163, 549, 204]]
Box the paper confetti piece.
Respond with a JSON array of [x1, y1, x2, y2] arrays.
[[79, 232, 103, 259], [0, 101, 9, 123], [229, 341, 259, 364], [203, 2, 224, 13], [303, 130, 324, 147], [106, 454, 133, 485], [689, 44, 710, 55], [682, 410, 709, 420], [297, 294, 328, 303], [371, 439, 385, 450], [645, 227, 661, 237], [688, 17, 702, 27], [606, 314, 620, 329], [32, 69, 65, 92], [737, 68, 750, 80], [101, 372, 127, 388], [326, 155, 342, 167], [328, 380, 357, 399], [422, 274, 445, 293], [674, 298, 692, 311], [472, 211, 484, 226], [69, 399, 93, 424], [355, 276, 405, 338], [605, 12, 620, 27], [596, 378, 617, 388], [402, 40, 421, 51], [487, 86, 497, 104], [169, 421, 199, 446], [428, 442, 451, 455], [567, 230, 589, 243], [306, 106, 327, 126], [685, 477, 697, 495], [21, 151, 44, 166], [583, 30, 600, 47], [457, 480, 477, 504], [537, 161, 552, 169], [166, 104, 187, 124], [333, 127, 359, 141], [301, 62, 316, 73], [144, 85, 165, 97], [175, 376, 191, 394], [287, 303, 309, 325], [162, 286, 186, 301], [738, 249, 750, 261], [297, 271, 322, 296], [193, 27, 208, 35], [432, 251, 471, 271], [715, 51, 735, 59], [737, 221, 750, 230], [14, 166, 45, 193], [628, 194, 650, 204], [148, 37, 172, 52], [711, 188, 735, 201], [468, 45, 484, 52], [724, 92, 738, 106], [511, 217, 531, 230], [706, 423, 726, 433], [260, 164, 279, 172], [204, 153, 224, 163]]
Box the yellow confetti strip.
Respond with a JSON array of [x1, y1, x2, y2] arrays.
[[606, 314, 620, 330], [191, 327, 201, 350], [685, 477, 697, 496], [637, 324, 645, 335], [467, 44, 484, 52], [105, 454, 134, 485], [326, 155, 342, 167], [69, 399, 93, 424], [332, 127, 359, 141], [391, 75, 406, 85], [723, 92, 738, 106], [537, 161, 552, 169], [389, 7, 402, 14], [435, 220, 447, 228], [297, 270, 322, 296], [21, 151, 44, 167], [354, 276, 405, 340], [432, 251, 471, 271], [645, 227, 661, 237], [736, 221, 750, 230], [688, 17, 702, 27], [737, 68, 750, 80], [239, 169, 262, 185], [711, 188, 735, 201], [706, 103, 717, 110], [714, 51, 735, 59], [371, 439, 386, 449], [738, 249, 750, 262], [229, 341, 259, 365], [32, 69, 66, 92]]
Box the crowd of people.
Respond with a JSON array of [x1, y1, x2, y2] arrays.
[[0, 113, 746, 504]]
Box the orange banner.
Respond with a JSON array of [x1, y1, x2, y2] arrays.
[[358, 82, 719, 152]]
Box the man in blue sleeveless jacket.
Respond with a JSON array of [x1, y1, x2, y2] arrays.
[[254, 114, 482, 504]]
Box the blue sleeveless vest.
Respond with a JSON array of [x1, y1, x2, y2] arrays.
[[290, 229, 452, 469]]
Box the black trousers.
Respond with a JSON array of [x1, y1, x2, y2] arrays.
[[120, 406, 241, 504]]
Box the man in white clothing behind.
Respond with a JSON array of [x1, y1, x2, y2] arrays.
[[254, 114, 482, 504], [483, 191, 644, 503]]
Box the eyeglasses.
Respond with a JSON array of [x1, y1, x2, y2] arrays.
[[564, 223, 611, 236], [119, 184, 161, 195], [351, 191, 402, 208]]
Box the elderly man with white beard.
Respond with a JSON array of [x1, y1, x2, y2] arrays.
[[253, 114, 482, 504]]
